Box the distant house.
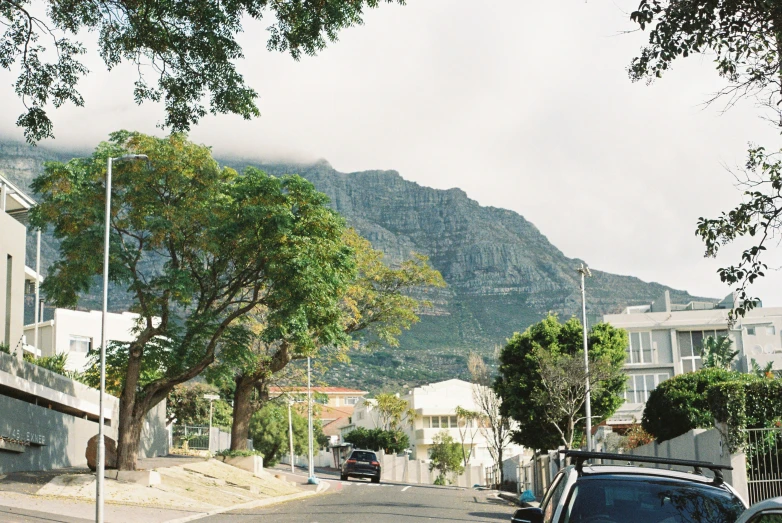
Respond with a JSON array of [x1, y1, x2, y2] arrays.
[[268, 386, 368, 445], [343, 379, 526, 467], [603, 290, 782, 430]]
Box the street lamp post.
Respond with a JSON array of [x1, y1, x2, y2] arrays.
[[306, 356, 319, 485], [577, 264, 593, 452], [97, 154, 148, 523], [204, 393, 220, 452], [287, 397, 295, 473]]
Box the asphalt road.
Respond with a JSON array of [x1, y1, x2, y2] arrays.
[[200, 476, 517, 523]]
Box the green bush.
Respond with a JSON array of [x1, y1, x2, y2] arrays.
[[642, 368, 757, 442], [709, 378, 782, 452], [343, 427, 410, 454], [216, 449, 263, 458], [22, 352, 69, 376]]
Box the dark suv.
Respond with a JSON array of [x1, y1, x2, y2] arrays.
[[341, 449, 381, 483], [512, 451, 781, 523]]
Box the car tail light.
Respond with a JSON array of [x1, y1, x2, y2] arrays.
[[371, 461, 380, 466], [346, 459, 356, 464]]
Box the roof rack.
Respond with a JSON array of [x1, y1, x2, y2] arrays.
[[561, 450, 732, 485]]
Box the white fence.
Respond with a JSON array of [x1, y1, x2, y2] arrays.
[[280, 448, 488, 487]]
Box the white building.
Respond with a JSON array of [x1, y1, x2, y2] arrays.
[[0, 175, 42, 358], [23, 309, 150, 372], [603, 290, 782, 426], [345, 378, 526, 467]]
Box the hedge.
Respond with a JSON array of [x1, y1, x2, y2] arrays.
[[708, 379, 782, 452]]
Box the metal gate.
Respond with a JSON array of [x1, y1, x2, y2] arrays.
[[172, 425, 210, 451], [745, 427, 782, 504]]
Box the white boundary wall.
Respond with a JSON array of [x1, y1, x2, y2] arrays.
[[280, 449, 487, 487]]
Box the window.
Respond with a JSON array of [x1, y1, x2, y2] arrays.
[[677, 330, 727, 373], [767, 326, 776, 336], [449, 416, 457, 428], [344, 396, 359, 405], [69, 335, 91, 354], [625, 373, 669, 404], [747, 326, 756, 335], [431, 416, 440, 428], [626, 331, 653, 364]]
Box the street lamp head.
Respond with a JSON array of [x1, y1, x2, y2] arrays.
[[576, 264, 592, 278], [113, 154, 149, 162]]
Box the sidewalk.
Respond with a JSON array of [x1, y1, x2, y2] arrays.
[[0, 456, 329, 523]]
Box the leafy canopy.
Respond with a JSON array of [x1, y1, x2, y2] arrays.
[[629, 1, 782, 119], [494, 314, 628, 450], [1, 0, 405, 143], [700, 336, 738, 370]]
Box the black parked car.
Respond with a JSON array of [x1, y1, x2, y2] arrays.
[[511, 450, 781, 523], [341, 449, 381, 483]]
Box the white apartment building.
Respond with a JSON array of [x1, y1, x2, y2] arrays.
[[345, 379, 525, 467], [23, 309, 151, 372], [0, 175, 42, 358], [603, 290, 782, 426]]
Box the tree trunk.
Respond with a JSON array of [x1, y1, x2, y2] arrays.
[[116, 346, 144, 470], [230, 374, 255, 451], [498, 443, 505, 485]]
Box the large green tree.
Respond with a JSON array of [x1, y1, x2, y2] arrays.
[[211, 228, 443, 451], [1, 0, 404, 143], [494, 314, 628, 451], [30, 131, 353, 470], [428, 431, 464, 486]]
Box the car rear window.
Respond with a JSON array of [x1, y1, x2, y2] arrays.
[[350, 451, 377, 462], [561, 477, 744, 523]]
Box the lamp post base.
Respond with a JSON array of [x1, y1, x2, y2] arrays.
[[307, 476, 319, 485]]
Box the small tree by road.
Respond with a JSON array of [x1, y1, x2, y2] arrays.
[[429, 431, 464, 485], [468, 353, 513, 485], [454, 406, 481, 468]]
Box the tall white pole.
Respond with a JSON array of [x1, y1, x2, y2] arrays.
[[307, 357, 317, 483], [97, 157, 112, 523], [579, 265, 593, 452], [209, 399, 214, 453], [288, 399, 295, 473], [33, 229, 40, 351]]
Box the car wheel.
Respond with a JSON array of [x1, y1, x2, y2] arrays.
[[341, 474, 348, 481], [371, 476, 380, 484]]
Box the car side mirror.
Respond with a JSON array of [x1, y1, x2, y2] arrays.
[[511, 507, 543, 523]]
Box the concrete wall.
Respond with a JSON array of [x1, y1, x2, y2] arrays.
[[0, 351, 168, 472], [0, 210, 26, 353]]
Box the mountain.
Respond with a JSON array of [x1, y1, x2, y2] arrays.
[[0, 141, 705, 392]]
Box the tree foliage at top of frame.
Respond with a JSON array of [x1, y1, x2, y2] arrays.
[[1, 0, 404, 143]]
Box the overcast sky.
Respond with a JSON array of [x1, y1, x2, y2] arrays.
[[2, 1, 781, 305]]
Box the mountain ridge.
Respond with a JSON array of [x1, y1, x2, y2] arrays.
[[0, 141, 708, 391]]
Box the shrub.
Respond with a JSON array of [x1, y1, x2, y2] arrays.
[[642, 368, 757, 442], [709, 378, 782, 452], [343, 427, 410, 454]]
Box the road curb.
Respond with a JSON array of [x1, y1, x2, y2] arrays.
[[162, 482, 331, 523]]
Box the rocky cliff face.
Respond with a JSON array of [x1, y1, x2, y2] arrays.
[[1, 142, 705, 390]]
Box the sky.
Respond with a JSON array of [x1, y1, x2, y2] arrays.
[[1, 1, 781, 305]]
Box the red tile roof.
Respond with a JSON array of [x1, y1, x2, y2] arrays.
[[269, 386, 368, 394]]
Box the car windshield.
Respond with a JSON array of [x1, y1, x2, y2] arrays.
[[350, 451, 377, 462], [562, 477, 745, 523]]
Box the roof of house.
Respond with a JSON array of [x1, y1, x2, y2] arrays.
[[269, 386, 368, 395]]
